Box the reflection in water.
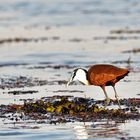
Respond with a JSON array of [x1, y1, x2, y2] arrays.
[[73, 124, 89, 139], [73, 120, 126, 139]]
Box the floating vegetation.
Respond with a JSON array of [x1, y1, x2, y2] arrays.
[[0, 37, 48, 44], [0, 76, 48, 89], [1, 96, 140, 124], [53, 90, 84, 93], [110, 29, 140, 34], [93, 36, 140, 41], [122, 48, 140, 53], [0, 62, 28, 67], [0, 36, 62, 45], [27, 64, 75, 69], [69, 38, 84, 42], [6, 90, 38, 95], [0, 75, 69, 88]]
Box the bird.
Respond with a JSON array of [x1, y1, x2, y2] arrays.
[[67, 64, 129, 108]]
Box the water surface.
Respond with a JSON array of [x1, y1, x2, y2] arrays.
[[0, 0, 140, 140]]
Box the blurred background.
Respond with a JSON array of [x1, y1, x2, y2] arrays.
[[0, 0, 140, 27]]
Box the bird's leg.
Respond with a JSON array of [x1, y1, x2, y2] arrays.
[[101, 86, 110, 106], [113, 86, 121, 109]]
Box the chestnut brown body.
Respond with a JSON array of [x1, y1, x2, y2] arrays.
[[88, 64, 129, 87]]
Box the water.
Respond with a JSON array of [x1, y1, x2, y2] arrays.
[[0, 120, 140, 140], [0, 0, 140, 140], [0, 0, 140, 27]]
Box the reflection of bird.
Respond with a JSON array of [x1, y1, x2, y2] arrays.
[[67, 64, 129, 108]]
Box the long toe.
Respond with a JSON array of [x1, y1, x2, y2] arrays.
[[105, 97, 110, 106]]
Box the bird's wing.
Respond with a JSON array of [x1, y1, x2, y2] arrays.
[[89, 72, 115, 86], [87, 64, 129, 86]]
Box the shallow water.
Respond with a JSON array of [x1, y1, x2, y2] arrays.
[[0, 0, 140, 140], [0, 120, 140, 140], [1, 0, 140, 27]]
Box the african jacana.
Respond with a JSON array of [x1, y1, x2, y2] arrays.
[[67, 64, 129, 108]]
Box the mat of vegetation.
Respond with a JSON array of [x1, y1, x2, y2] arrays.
[[0, 96, 140, 124]]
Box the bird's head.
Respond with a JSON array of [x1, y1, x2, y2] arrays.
[[67, 68, 90, 86]]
